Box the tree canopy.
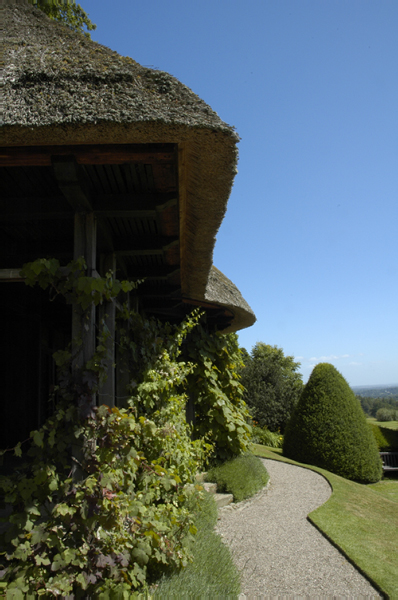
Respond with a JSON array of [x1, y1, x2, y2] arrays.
[[28, 0, 96, 37], [239, 343, 303, 432]]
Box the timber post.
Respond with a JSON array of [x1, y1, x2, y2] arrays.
[[98, 253, 117, 408]]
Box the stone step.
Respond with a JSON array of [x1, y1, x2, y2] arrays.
[[202, 481, 217, 494], [214, 492, 234, 509], [196, 472, 234, 509]]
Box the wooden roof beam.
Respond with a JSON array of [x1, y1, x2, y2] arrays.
[[0, 144, 177, 167], [52, 156, 93, 212], [115, 237, 178, 256], [51, 156, 130, 278], [0, 209, 73, 222], [94, 192, 177, 210], [128, 266, 180, 280]]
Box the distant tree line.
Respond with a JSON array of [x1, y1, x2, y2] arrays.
[[354, 386, 398, 399], [358, 395, 398, 421]]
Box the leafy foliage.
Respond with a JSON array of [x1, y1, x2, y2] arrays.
[[1, 401, 204, 596], [1, 258, 250, 595], [283, 363, 382, 483], [187, 327, 252, 462], [28, 0, 96, 38], [206, 453, 269, 503], [21, 257, 135, 311], [251, 424, 283, 448], [239, 343, 303, 433], [0, 312, 209, 596]]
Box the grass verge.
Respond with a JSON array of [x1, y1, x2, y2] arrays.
[[152, 491, 240, 599], [206, 453, 269, 502], [252, 444, 398, 599]]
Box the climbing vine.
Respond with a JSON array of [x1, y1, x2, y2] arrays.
[[0, 257, 249, 596], [187, 325, 252, 462]]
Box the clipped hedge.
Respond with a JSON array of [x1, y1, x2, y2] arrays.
[[369, 423, 398, 451], [283, 363, 382, 483], [205, 453, 269, 502]]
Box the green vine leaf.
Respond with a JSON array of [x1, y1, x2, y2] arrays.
[[32, 431, 44, 448], [1, 258, 250, 595], [14, 442, 22, 457]]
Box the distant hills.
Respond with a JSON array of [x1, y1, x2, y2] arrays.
[[351, 385, 398, 399]]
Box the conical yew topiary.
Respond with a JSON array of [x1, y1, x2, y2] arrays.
[[283, 363, 382, 483]]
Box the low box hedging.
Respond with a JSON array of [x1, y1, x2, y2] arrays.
[[369, 423, 398, 451]]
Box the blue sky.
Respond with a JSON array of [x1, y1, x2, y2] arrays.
[[84, 0, 397, 387]]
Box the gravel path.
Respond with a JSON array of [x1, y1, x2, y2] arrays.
[[216, 458, 381, 599]]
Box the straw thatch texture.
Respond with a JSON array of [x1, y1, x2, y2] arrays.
[[205, 267, 256, 332], [2, 2, 237, 135], [2, 2, 255, 331]]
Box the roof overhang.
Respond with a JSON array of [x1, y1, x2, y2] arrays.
[[2, 2, 256, 332]]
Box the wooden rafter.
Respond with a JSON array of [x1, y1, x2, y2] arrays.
[[52, 156, 92, 213], [0, 144, 176, 167]]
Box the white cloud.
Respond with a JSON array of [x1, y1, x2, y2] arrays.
[[308, 354, 350, 363]]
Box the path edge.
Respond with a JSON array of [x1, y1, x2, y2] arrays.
[[256, 452, 388, 599]]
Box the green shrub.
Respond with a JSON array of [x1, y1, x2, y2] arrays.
[[283, 363, 382, 483], [206, 453, 269, 502], [251, 425, 283, 448], [370, 423, 398, 451], [375, 408, 398, 422]]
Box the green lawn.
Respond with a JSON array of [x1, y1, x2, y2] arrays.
[[369, 477, 398, 503], [252, 444, 398, 600], [367, 418, 398, 430]]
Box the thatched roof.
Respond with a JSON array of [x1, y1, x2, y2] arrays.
[[3, 5, 238, 133], [2, 0, 255, 332], [204, 267, 256, 333]]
